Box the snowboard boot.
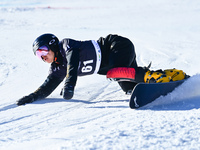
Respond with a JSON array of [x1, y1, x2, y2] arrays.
[[144, 70, 171, 83], [164, 69, 188, 81], [144, 68, 188, 83]]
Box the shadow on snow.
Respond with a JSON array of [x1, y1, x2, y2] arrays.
[[1, 96, 199, 112]]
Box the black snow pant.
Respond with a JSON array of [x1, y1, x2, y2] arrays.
[[97, 34, 138, 93]]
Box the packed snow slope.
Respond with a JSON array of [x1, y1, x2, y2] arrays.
[[1, 0, 200, 149]]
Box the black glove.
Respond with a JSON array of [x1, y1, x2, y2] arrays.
[[16, 94, 35, 106], [63, 85, 74, 100]]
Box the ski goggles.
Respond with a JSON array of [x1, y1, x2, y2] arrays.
[[35, 45, 49, 60]]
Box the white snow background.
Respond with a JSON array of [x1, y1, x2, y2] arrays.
[[0, 0, 200, 149]]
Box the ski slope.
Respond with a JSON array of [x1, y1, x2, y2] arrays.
[[1, 0, 200, 149]]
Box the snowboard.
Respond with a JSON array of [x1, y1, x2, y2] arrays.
[[129, 79, 187, 109]]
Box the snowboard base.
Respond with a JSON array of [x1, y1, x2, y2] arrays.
[[129, 79, 187, 109]]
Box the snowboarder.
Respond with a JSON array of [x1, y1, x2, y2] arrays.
[[16, 33, 187, 105]]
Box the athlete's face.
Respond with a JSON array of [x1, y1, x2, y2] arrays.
[[42, 49, 55, 63]]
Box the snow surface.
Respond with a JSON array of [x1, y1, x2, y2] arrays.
[[1, 0, 200, 149]]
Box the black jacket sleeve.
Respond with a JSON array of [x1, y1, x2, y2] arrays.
[[64, 48, 79, 87], [30, 74, 64, 100]]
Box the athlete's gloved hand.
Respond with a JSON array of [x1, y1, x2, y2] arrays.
[[16, 94, 35, 106], [63, 85, 74, 100]]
